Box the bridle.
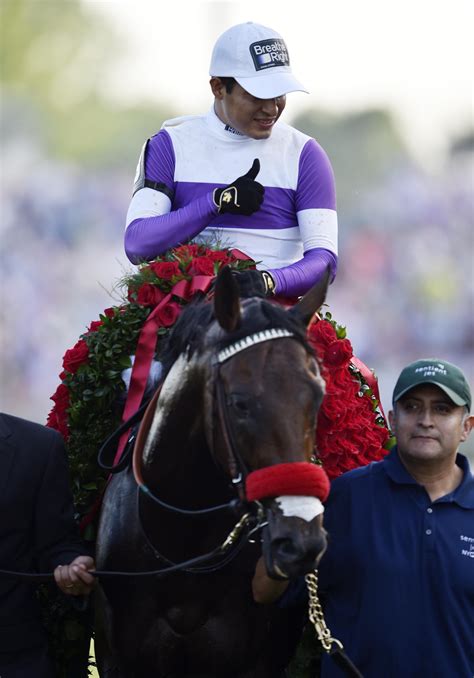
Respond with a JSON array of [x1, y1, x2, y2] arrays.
[[212, 327, 296, 498], [0, 324, 364, 677], [130, 327, 299, 572], [0, 327, 322, 579], [132, 327, 300, 513]]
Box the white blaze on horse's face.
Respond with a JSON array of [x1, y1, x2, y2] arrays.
[[143, 353, 190, 464], [275, 495, 324, 522]]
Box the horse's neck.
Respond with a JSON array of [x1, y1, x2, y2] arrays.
[[139, 404, 234, 559], [143, 371, 198, 468], [141, 354, 229, 504]]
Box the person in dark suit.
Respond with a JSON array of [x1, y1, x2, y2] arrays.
[[0, 412, 95, 678]]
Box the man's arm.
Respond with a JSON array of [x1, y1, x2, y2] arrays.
[[124, 132, 263, 263], [269, 138, 338, 297], [34, 428, 95, 596], [125, 193, 219, 263], [124, 131, 218, 262]]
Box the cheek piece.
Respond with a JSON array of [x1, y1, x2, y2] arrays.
[[245, 462, 330, 503]]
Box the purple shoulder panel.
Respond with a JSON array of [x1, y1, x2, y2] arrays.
[[296, 139, 337, 212], [145, 130, 176, 187]]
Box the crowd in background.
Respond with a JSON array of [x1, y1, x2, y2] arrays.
[[0, 129, 473, 457]]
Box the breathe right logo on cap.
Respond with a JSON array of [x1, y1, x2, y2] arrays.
[[249, 39, 290, 71]]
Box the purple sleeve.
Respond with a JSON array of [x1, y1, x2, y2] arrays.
[[125, 195, 218, 263], [269, 248, 337, 297], [124, 131, 218, 263], [268, 139, 338, 296], [295, 138, 336, 211]]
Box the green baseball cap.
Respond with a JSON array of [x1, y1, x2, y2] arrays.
[[393, 359, 471, 411]]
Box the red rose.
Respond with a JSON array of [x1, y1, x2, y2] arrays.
[[46, 407, 69, 440], [149, 261, 180, 280], [207, 250, 230, 264], [329, 369, 359, 393], [308, 320, 337, 349], [321, 438, 361, 473], [174, 244, 201, 259], [320, 394, 350, 426], [156, 301, 181, 327], [51, 383, 70, 410], [136, 284, 166, 307], [47, 383, 70, 439], [324, 339, 353, 368], [103, 307, 115, 318], [62, 339, 89, 374], [188, 257, 215, 276], [87, 320, 103, 333]]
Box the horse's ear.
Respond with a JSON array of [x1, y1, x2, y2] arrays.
[[214, 266, 242, 332], [289, 267, 331, 327]]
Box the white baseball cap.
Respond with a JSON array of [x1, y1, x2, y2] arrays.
[[209, 22, 308, 99]]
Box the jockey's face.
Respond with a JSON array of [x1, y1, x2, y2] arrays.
[[211, 78, 286, 140]]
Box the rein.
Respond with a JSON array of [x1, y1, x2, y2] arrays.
[[0, 509, 260, 582]]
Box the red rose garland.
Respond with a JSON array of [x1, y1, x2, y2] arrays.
[[308, 318, 391, 479], [47, 246, 393, 527]]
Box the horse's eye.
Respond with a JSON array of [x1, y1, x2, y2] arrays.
[[226, 394, 251, 419]]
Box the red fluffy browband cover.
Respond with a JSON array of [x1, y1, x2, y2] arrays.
[[245, 462, 330, 502]]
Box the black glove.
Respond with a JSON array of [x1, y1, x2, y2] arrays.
[[231, 269, 276, 298], [213, 159, 264, 216]]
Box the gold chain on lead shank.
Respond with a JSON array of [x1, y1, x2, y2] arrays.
[[305, 570, 344, 653]]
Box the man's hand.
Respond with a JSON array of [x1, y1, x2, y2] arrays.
[[213, 159, 264, 215], [54, 555, 96, 596]]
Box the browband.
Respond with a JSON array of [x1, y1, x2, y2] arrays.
[[216, 328, 294, 364]]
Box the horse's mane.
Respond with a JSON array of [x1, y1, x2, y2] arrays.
[[159, 295, 312, 378]]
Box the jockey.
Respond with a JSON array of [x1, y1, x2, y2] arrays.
[[124, 21, 338, 298]]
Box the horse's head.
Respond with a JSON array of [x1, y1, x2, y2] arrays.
[[205, 267, 330, 580]]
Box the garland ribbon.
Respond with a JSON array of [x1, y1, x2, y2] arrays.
[[112, 275, 214, 466], [351, 356, 386, 419]]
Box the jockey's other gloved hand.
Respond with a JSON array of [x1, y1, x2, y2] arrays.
[[213, 159, 264, 216], [231, 269, 276, 298]]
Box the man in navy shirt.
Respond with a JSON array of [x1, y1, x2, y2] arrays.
[[318, 358, 474, 677], [252, 358, 474, 677]]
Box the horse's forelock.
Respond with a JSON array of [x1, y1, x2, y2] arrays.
[[159, 297, 312, 379]]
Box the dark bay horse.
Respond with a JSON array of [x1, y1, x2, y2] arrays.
[[95, 267, 330, 677]]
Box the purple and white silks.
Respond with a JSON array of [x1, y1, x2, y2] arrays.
[[125, 109, 338, 296]]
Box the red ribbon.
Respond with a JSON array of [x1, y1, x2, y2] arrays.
[[350, 356, 386, 420], [112, 275, 214, 466]]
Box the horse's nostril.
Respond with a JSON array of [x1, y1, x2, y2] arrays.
[[273, 538, 302, 560]]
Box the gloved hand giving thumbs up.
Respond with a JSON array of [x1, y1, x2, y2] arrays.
[[213, 159, 264, 216]]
